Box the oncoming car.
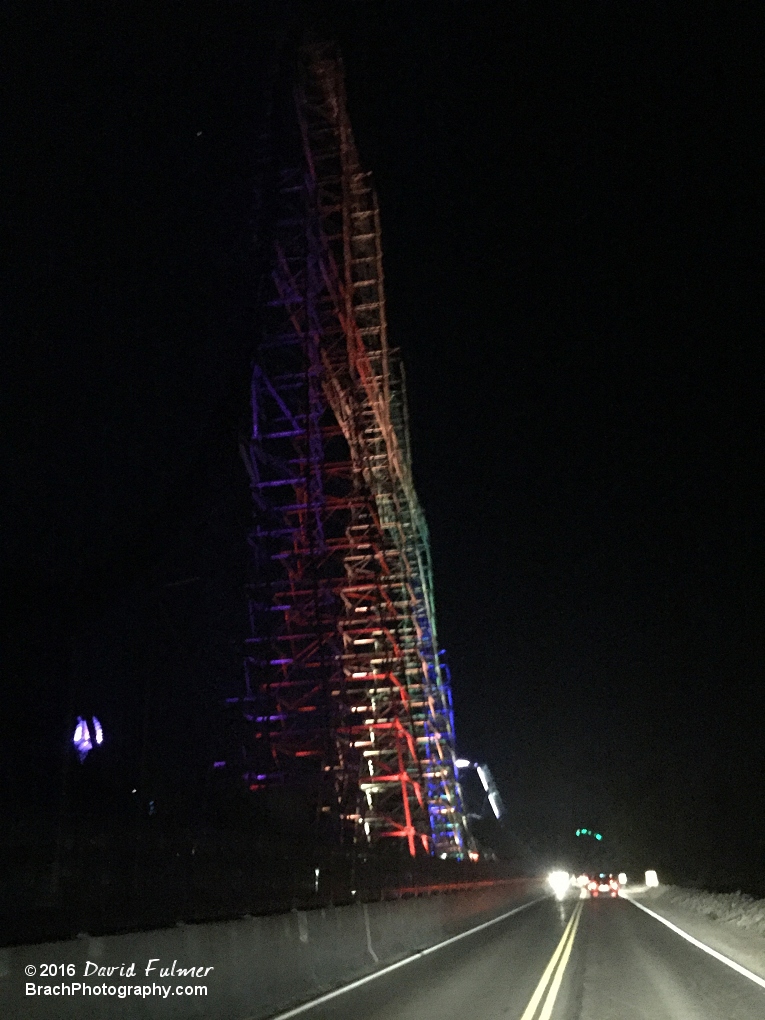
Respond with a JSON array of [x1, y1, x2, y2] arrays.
[[587, 873, 620, 897]]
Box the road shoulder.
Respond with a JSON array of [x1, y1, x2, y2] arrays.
[[624, 887, 765, 982]]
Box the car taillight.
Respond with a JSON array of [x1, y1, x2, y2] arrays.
[[610, 880, 618, 889]]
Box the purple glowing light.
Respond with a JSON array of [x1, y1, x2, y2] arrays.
[[73, 717, 92, 761], [72, 715, 104, 762]]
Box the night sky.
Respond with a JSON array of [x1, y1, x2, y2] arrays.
[[5, 3, 763, 890]]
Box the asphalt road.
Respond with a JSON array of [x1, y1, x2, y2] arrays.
[[272, 893, 765, 1020]]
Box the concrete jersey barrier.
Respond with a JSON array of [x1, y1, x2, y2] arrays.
[[1, 878, 544, 1019]]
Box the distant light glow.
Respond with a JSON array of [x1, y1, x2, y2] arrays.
[[477, 766, 490, 792], [93, 717, 103, 745], [455, 758, 472, 769], [213, 761, 226, 768], [618, 872, 627, 885], [548, 871, 570, 899], [468, 850, 480, 862], [645, 869, 659, 888], [595, 832, 602, 841]]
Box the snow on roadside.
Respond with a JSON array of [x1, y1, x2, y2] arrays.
[[638, 884, 765, 938]]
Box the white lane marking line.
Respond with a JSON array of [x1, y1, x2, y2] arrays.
[[257, 895, 548, 1020], [538, 901, 583, 1020], [519, 900, 581, 1020], [627, 897, 765, 991]]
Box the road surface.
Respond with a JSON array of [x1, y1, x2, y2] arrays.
[[269, 892, 765, 1020]]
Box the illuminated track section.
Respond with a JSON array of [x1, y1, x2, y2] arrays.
[[233, 40, 469, 858]]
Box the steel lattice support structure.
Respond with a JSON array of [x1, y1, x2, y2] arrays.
[[232, 41, 469, 858]]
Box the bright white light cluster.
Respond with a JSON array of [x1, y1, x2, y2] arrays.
[[547, 870, 570, 899], [645, 869, 659, 887]]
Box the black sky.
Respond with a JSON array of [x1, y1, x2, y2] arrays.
[[4, 3, 763, 888]]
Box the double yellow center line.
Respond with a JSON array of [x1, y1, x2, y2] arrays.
[[519, 899, 583, 1020]]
